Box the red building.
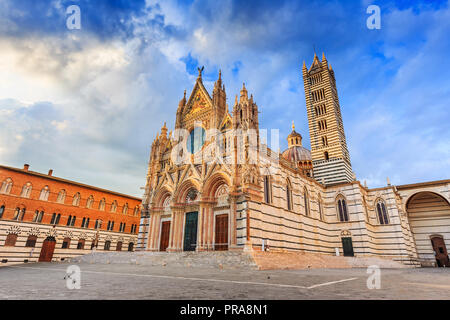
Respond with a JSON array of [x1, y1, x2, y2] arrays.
[[0, 164, 141, 264]]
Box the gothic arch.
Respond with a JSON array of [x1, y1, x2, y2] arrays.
[[174, 179, 200, 204], [202, 172, 231, 200], [154, 187, 173, 208]]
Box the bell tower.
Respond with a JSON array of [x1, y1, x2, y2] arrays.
[[302, 52, 354, 185]]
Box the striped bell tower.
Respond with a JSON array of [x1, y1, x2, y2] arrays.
[[302, 52, 354, 185]]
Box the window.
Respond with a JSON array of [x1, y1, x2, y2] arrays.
[[107, 221, 115, 231], [0, 205, 4, 219], [286, 180, 293, 211], [86, 196, 94, 209], [67, 215, 76, 226], [376, 199, 389, 225], [77, 239, 85, 250], [304, 188, 310, 216], [62, 237, 71, 249], [337, 196, 349, 222], [133, 206, 140, 216], [122, 203, 128, 215], [39, 186, 50, 201], [324, 151, 329, 160], [318, 196, 323, 221], [116, 241, 123, 251], [50, 213, 61, 225], [25, 235, 37, 247], [13, 207, 26, 221], [264, 176, 272, 204], [5, 234, 18, 246], [104, 240, 111, 251], [72, 193, 81, 206], [0, 178, 13, 194], [56, 190, 66, 204], [99, 198, 106, 211], [110, 201, 117, 213], [94, 219, 102, 229], [32, 210, 44, 223], [81, 217, 90, 228], [21, 183, 32, 198], [128, 242, 134, 251], [130, 224, 137, 234], [119, 223, 126, 233]]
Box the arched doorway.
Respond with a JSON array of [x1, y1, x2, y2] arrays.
[[39, 236, 56, 262], [407, 192, 450, 267]]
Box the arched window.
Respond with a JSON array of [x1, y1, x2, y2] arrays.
[[86, 195, 94, 209], [81, 217, 90, 228], [104, 240, 111, 251], [128, 242, 134, 251], [264, 176, 272, 204], [318, 195, 323, 221], [56, 190, 66, 204], [122, 203, 128, 215], [13, 207, 26, 221], [72, 193, 81, 206], [286, 180, 293, 211], [94, 219, 102, 229], [50, 213, 56, 224], [304, 188, 310, 216], [337, 196, 349, 222], [5, 233, 18, 246], [32, 210, 44, 223], [39, 186, 50, 201], [98, 198, 106, 211], [376, 199, 389, 225], [0, 205, 5, 219], [21, 183, 32, 198], [0, 178, 13, 194], [116, 241, 123, 251], [67, 215, 76, 226], [324, 151, 329, 160], [133, 206, 140, 216], [25, 235, 37, 247], [110, 200, 118, 213]]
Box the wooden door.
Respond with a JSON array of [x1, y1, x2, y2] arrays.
[[431, 236, 450, 267], [215, 214, 228, 251], [342, 237, 354, 257], [183, 212, 198, 251], [159, 221, 171, 252], [39, 237, 56, 262]]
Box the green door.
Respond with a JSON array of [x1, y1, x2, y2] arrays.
[[184, 212, 198, 251], [342, 237, 354, 256]]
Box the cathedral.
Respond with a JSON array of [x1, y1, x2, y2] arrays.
[[137, 53, 450, 268]]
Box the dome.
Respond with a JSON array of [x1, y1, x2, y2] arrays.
[[282, 145, 311, 162]]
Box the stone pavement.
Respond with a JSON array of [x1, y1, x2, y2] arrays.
[[1, 262, 449, 300]]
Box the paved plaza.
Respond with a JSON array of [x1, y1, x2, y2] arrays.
[[1, 262, 449, 300]]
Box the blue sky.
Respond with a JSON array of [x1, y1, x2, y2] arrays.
[[0, 0, 449, 197]]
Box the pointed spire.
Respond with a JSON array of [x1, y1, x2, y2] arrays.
[[240, 82, 248, 100], [178, 90, 186, 109], [329, 63, 333, 71], [292, 120, 295, 131], [322, 52, 326, 61], [302, 60, 306, 69]]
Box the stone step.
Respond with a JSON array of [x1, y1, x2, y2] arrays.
[[70, 251, 259, 270]]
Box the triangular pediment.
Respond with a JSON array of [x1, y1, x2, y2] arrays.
[[220, 112, 233, 131], [183, 79, 213, 118]]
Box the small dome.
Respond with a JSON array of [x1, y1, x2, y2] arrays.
[[282, 146, 311, 162]]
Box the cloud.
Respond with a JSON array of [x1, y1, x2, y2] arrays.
[[0, 0, 449, 196]]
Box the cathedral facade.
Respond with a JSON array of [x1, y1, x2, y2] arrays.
[[137, 53, 450, 268]]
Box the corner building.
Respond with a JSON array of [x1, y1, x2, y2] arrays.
[[0, 164, 141, 264], [138, 55, 450, 268]]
